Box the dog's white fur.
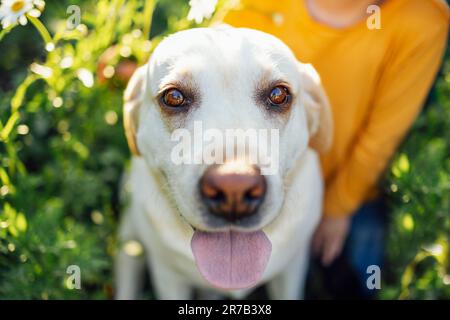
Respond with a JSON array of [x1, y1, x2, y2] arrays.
[[115, 27, 332, 300]]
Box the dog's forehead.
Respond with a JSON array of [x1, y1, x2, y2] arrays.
[[153, 27, 296, 62], [148, 28, 299, 88]]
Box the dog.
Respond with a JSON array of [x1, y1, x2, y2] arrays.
[[115, 26, 332, 300]]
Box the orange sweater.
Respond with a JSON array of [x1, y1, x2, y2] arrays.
[[224, 0, 449, 217]]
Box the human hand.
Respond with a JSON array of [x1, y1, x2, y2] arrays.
[[312, 215, 351, 266]]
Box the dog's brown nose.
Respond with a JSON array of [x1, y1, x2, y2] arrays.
[[200, 164, 266, 221]]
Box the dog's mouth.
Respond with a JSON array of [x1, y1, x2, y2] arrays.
[[191, 229, 272, 290]]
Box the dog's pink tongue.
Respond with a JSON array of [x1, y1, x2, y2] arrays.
[[191, 230, 271, 290]]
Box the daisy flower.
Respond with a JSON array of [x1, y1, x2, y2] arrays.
[[0, 0, 45, 28], [187, 0, 218, 24]]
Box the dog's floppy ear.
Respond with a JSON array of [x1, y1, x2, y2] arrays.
[[123, 65, 147, 156], [299, 63, 333, 153]]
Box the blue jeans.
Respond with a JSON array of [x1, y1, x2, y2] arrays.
[[344, 200, 387, 296]]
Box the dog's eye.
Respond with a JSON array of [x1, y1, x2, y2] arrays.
[[268, 86, 290, 106], [162, 88, 185, 107]]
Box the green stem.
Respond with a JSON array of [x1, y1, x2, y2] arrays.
[[27, 15, 52, 45], [143, 0, 156, 39], [0, 25, 14, 41], [11, 74, 37, 112]]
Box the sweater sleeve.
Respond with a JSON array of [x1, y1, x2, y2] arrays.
[[324, 14, 449, 217]]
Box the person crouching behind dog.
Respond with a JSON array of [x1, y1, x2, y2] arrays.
[[224, 0, 449, 298]]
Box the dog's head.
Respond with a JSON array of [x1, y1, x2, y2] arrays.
[[124, 27, 332, 290]]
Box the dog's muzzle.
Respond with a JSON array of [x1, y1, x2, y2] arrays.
[[195, 164, 271, 290], [199, 163, 266, 222]]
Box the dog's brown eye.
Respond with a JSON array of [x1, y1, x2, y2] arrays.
[[163, 88, 185, 107], [268, 86, 289, 105]]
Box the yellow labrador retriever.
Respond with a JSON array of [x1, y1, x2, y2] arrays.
[[115, 27, 332, 300]]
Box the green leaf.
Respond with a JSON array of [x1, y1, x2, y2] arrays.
[[15, 213, 27, 233]]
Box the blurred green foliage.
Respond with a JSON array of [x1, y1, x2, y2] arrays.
[[0, 0, 448, 299], [380, 50, 450, 300], [0, 0, 230, 299]]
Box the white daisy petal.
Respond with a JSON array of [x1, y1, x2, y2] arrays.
[[33, 0, 45, 11], [3, 15, 15, 27], [28, 8, 40, 17], [187, 0, 218, 24], [2, 20, 11, 28], [18, 14, 27, 25]]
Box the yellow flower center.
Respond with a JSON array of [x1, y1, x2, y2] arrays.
[[11, 0, 25, 12]]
